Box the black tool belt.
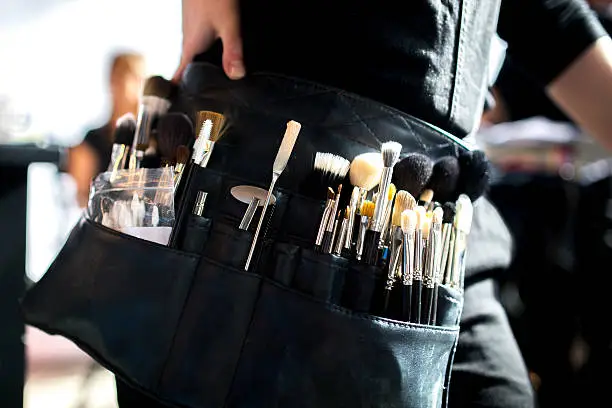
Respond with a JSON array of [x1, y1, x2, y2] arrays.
[[22, 63, 467, 408]]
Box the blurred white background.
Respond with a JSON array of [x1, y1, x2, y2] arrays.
[[0, 1, 183, 406]]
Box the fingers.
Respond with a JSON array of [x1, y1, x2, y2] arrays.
[[219, 1, 245, 80]]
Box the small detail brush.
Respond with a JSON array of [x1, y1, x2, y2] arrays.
[[362, 142, 402, 265], [301, 152, 350, 198], [450, 195, 474, 289], [195, 111, 227, 168], [356, 200, 375, 260], [315, 187, 335, 250], [440, 202, 456, 285], [430, 207, 444, 325], [411, 206, 427, 323], [334, 206, 350, 256], [383, 190, 411, 313], [245, 120, 302, 271], [323, 184, 343, 254], [173, 145, 191, 189], [423, 207, 443, 325], [344, 186, 361, 253], [401, 209, 417, 321], [380, 183, 397, 244]]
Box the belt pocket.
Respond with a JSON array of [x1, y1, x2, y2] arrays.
[[292, 249, 347, 304], [226, 279, 459, 408], [21, 217, 199, 392], [202, 221, 254, 269], [158, 257, 262, 408]]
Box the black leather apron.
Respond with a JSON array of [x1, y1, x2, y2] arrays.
[[18, 62, 517, 407]]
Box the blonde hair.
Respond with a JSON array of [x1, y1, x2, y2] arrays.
[[109, 51, 145, 83]]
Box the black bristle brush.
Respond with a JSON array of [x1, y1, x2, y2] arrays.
[[107, 113, 137, 172], [456, 150, 490, 201], [393, 153, 434, 198], [426, 156, 460, 204], [156, 113, 195, 165]]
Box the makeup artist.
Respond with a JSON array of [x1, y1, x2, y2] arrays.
[[68, 52, 145, 207], [116, 0, 612, 406]]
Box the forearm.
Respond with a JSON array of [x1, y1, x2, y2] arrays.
[[548, 36, 612, 151]]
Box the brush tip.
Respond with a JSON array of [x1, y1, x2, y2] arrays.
[[314, 152, 351, 178], [143, 75, 175, 99], [401, 209, 417, 234], [457, 150, 490, 201], [432, 207, 444, 225], [393, 153, 434, 197], [420, 188, 434, 203], [427, 156, 460, 202], [196, 111, 227, 142], [113, 113, 137, 145], [381, 141, 402, 167], [349, 152, 384, 191], [361, 200, 375, 218], [442, 202, 456, 223], [175, 145, 191, 164]]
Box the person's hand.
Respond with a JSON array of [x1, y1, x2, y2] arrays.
[[172, 0, 244, 83]]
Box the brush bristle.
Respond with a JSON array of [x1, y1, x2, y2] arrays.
[[314, 152, 350, 178], [381, 141, 402, 167], [327, 187, 335, 200], [432, 207, 443, 225], [175, 145, 191, 165], [415, 206, 427, 231], [401, 210, 417, 234], [422, 217, 432, 237], [393, 153, 434, 197], [361, 200, 375, 218], [196, 111, 227, 142], [143, 76, 174, 99], [427, 156, 460, 203], [349, 152, 384, 191], [442, 202, 456, 223], [198, 120, 214, 142], [387, 183, 397, 201], [156, 113, 195, 162], [344, 206, 351, 219], [273, 121, 301, 173], [420, 188, 434, 204], [457, 150, 490, 201], [392, 190, 411, 226], [455, 194, 474, 234], [113, 114, 137, 145]]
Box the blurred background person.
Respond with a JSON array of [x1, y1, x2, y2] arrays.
[[68, 52, 145, 207]]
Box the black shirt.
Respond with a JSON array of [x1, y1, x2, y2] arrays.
[[83, 124, 112, 174], [195, 0, 607, 137]]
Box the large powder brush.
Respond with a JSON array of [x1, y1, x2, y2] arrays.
[[393, 153, 434, 198]]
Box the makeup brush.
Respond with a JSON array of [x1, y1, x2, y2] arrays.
[[424, 207, 443, 325], [393, 153, 434, 198], [381, 183, 397, 243], [323, 184, 343, 254], [168, 120, 214, 248], [315, 187, 336, 250], [362, 142, 402, 265], [418, 188, 434, 207], [129, 76, 174, 169], [356, 200, 375, 260], [440, 202, 457, 285], [383, 190, 412, 312], [245, 120, 302, 271], [427, 156, 460, 204], [173, 145, 191, 189], [334, 206, 351, 256], [450, 195, 474, 288], [456, 150, 490, 201], [387, 190, 414, 285], [410, 206, 427, 323], [344, 186, 361, 253], [300, 152, 350, 198], [108, 113, 136, 172], [349, 152, 384, 200], [420, 214, 433, 323], [195, 111, 227, 168], [156, 113, 195, 166], [401, 209, 417, 321]]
